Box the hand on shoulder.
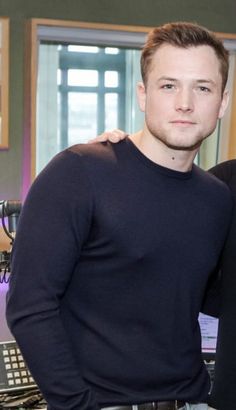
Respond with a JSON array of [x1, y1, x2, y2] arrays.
[[88, 129, 127, 144]]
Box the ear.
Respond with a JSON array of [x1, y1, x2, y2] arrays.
[[218, 89, 229, 119], [136, 82, 146, 112]]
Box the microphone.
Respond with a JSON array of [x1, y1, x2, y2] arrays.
[[0, 200, 22, 234], [0, 200, 22, 218]]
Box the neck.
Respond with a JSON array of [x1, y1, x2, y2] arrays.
[[129, 129, 199, 172]]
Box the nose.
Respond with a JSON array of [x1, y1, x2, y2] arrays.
[[175, 88, 194, 112]]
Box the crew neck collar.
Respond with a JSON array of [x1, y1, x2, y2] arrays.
[[125, 137, 194, 180]]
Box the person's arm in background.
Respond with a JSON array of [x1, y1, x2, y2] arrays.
[[206, 160, 236, 410], [6, 150, 98, 410], [201, 160, 235, 318], [200, 267, 222, 318]]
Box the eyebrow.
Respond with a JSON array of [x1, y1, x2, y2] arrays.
[[195, 79, 217, 86], [157, 77, 177, 82], [157, 77, 217, 86]]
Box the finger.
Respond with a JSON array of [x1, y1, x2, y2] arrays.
[[87, 133, 109, 144], [87, 129, 128, 144], [109, 129, 128, 142]]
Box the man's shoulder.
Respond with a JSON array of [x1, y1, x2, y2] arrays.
[[64, 140, 128, 173], [194, 165, 232, 209], [67, 141, 121, 161]]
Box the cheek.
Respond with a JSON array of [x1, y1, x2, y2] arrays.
[[199, 102, 221, 123], [145, 94, 170, 116]]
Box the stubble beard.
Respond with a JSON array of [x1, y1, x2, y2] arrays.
[[147, 124, 213, 152]]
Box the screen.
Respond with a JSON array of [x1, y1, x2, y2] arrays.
[[198, 312, 218, 359], [0, 272, 14, 342]]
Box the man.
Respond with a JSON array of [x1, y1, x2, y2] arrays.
[[6, 22, 232, 410]]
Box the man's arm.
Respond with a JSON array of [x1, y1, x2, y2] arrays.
[[6, 150, 98, 410], [201, 268, 222, 318]]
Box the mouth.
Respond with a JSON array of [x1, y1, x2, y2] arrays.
[[170, 120, 196, 127]]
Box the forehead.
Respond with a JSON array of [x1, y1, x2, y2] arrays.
[[149, 44, 222, 83]]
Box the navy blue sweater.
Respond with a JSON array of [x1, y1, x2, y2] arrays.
[[6, 139, 232, 410]]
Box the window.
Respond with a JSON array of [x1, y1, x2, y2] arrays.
[[35, 24, 144, 173], [58, 45, 126, 147]]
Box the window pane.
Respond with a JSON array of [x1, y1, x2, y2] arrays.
[[57, 91, 61, 146], [68, 92, 97, 144], [68, 45, 99, 53], [57, 69, 61, 85], [105, 47, 119, 55], [105, 71, 118, 88], [105, 93, 118, 130], [68, 69, 98, 86]]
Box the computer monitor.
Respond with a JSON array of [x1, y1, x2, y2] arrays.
[[198, 312, 218, 361], [0, 273, 14, 342]]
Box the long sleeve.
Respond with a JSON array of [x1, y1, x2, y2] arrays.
[[6, 150, 98, 410], [201, 267, 221, 318]]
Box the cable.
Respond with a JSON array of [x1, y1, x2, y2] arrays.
[[0, 388, 46, 409], [1, 202, 14, 241]]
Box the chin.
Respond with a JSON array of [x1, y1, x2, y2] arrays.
[[164, 138, 204, 151], [164, 133, 206, 151], [150, 127, 206, 150]]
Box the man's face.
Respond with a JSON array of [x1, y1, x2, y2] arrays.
[[137, 44, 228, 151]]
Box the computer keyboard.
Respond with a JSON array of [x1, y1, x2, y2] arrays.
[[0, 341, 36, 392]]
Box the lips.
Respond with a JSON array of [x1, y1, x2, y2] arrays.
[[170, 120, 196, 124], [170, 120, 196, 126]]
